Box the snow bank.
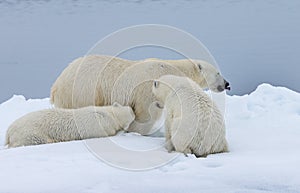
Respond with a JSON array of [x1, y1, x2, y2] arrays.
[[0, 84, 300, 193]]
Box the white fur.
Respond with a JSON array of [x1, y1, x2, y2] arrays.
[[5, 103, 135, 148], [50, 55, 228, 135], [152, 75, 228, 157]]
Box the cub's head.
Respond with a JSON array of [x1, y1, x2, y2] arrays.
[[152, 75, 186, 104], [152, 79, 172, 104], [111, 102, 135, 130], [193, 60, 230, 92]]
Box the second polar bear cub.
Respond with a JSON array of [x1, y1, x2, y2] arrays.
[[152, 75, 228, 157], [5, 103, 135, 148]]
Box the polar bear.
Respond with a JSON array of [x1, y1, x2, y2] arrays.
[[152, 75, 228, 157], [5, 103, 135, 148], [50, 55, 230, 135]]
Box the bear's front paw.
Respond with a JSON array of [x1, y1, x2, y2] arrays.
[[165, 140, 175, 153]]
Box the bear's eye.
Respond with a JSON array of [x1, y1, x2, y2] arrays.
[[154, 81, 159, 88]]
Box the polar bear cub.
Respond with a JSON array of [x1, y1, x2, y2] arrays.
[[152, 75, 228, 157], [5, 103, 135, 148]]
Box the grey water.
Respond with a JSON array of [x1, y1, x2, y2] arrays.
[[0, 0, 299, 103]]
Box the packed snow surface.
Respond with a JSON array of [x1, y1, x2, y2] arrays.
[[0, 84, 300, 193]]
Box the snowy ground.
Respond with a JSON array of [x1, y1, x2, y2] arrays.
[[0, 84, 300, 193]]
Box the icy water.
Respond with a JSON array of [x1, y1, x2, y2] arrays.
[[0, 0, 299, 102]]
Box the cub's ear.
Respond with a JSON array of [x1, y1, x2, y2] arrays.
[[112, 102, 121, 107], [153, 80, 159, 88], [197, 64, 202, 71]]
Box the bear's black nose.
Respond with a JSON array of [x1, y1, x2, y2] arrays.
[[225, 80, 230, 90]]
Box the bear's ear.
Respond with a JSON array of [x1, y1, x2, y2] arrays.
[[197, 64, 202, 71], [112, 102, 121, 107], [153, 80, 159, 88]]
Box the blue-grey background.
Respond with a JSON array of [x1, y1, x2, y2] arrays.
[[0, 0, 299, 103]]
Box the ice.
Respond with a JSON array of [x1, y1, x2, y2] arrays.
[[0, 84, 300, 192]]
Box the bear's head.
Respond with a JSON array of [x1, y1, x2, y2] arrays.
[[152, 75, 180, 104], [111, 102, 135, 130], [192, 60, 230, 92]]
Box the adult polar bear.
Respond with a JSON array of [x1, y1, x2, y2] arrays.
[[51, 55, 230, 135]]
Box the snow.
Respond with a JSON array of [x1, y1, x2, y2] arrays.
[[1, 84, 300, 193]]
